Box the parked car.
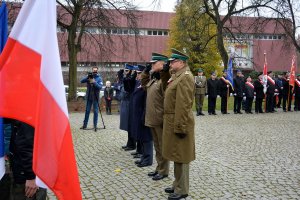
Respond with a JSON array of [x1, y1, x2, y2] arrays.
[[64, 85, 86, 101]]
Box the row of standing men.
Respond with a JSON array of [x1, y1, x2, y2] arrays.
[[119, 49, 195, 200], [195, 70, 300, 115]]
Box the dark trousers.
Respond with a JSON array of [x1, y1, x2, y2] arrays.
[[140, 140, 153, 165], [126, 131, 136, 149], [255, 98, 263, 113], [276, 94, 282, 107], [294, 96, 300, 111], [221, 96, 228, 113], [105, 99, 112, 114], [208, 96, 216, 114], [266, 94, 274, 112], [283, 95, 292, 111], [234, 96, 243, 112], [245, 97, 253, 113], [83, 99, 99, 127]]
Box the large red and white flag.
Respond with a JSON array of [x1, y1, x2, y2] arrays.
[[0, 0, 82, 199], [289, 55, 296, 87], [262, 53, 268, 94]]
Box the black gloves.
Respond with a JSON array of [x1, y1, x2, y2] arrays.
[[162, 61, 170, 72], [151, 72, 160, 80], [175, 133, 186, 139], [145, 63, 152, 73]]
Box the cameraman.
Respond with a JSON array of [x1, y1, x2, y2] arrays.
[[80, 67, 103, 131]]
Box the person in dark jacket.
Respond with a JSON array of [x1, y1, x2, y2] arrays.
[[233, 70, 245, 114], [130, 65, 153, 167], [9, 120, 47, 200], [218, 70, 230, 114], [275, 73, 284, 108], [244, 76, 255, 114], [266, 71, 276, 113], [104, 81, 114, 115], [294, 74, 300, 111], [282, 72, 293, 112], [112, 71, 123, 112], [80, 66, 103, 131], [120, 64, 136, 151], [207, 72, 218, 115], [254, 74, 264, 113]]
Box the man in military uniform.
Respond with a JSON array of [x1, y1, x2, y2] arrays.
[[266, 71, 276, 113], [207, 72, 218, 115], [218, 70, 230, 114], [162, 49, 195, 200], [194, 68, 207, 116], [233, 69, 245, 114], [254, 74, 264, 113], [141, 53, 170, 180], [282, 71, 293, 112]]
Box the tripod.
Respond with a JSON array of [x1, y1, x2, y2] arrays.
[[84, 84, 106, 130]]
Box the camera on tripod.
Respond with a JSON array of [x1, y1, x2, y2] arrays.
[[88, 72, 94, 79]]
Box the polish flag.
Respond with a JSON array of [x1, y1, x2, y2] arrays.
[[289, 55, 296, 87], [262, 53, 268, 94], [0, 1, 82, 199]]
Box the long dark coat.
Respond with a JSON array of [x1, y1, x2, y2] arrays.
[[130, 80, 152, 142], [233, 76, 245, 97], [218, 76, 229, 97], [207, 78, 218, 98], [254, 80, 264, 99], [119, 75, 135, 131]]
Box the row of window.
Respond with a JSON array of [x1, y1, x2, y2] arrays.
[[224, 33, 283, 40], [57, 26, 169, 36]]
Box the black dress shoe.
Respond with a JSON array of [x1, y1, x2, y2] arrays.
[[122, 145, 127, 149], [148, 171, 158, 177], [80, 126, 87, 130], [212, 113, 217, 115], [199, 112, 205, 116], [165, 187, 174, 193], [152, 174, 168, 181], [94, 127, 97, 132], [196, 113, 200, 116], [133, 154, 142, 158], [135, 160, 142, 165], [124, 147, 135, 151], [131, 152, 138, 156], [208, 113, 212, 115], [238, 111, 243, 114], [137, 163, 151, 167], [168, 193, 188, 200]]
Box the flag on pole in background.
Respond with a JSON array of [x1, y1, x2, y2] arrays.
[[0, 0, 82, 199], [289, 55, 296, 87], [226, 56, 234, 90], [0, 1, 8, 180], [263, 53, 268, 94]]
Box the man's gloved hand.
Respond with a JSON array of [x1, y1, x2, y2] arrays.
[[145, 63, 152, 73], [162, 61, 170, 72], [131, 70, 137, 79], [151, 72, 160, 80], [175, 133, 186, 139]]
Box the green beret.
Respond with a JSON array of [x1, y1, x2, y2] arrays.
[[198, 68, 203, 73], [297, 74, 300, 77], [169, 48, 189, 61], [150, 53, 168, 63]]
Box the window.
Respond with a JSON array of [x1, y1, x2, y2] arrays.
[[123, 29, 128, 34], [278, 35, 282, 39], [164, 31, 168, 36], [158, 31, 162, 35], [147, 30, 152, 35], [112, 29, 118, 34], [273, 35, 277, 39], [153, 31, 157, 35], [264, 35, 268, 39]]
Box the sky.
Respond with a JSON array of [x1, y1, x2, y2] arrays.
[[133, 0, 177, 12]]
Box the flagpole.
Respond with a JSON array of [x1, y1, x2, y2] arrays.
[[264, 52, 267, 113], [227, 87, 229, 112], [287, 85, 291, 110]]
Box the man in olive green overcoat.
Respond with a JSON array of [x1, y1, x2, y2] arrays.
[[162, 49, 195, 200]]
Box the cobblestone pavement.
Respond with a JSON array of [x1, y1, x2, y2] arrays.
[[48, 110, 300, 200]]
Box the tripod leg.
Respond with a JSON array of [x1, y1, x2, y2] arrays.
[[92, 85, 106, 129]]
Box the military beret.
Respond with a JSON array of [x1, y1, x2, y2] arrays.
[[297, 74, 300, 77], [169, 48, 189, 61], [198, 68, 203, 73], [150, 53, 168, 63]]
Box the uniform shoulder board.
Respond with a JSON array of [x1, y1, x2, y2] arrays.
[[185, 71, 190, 75]]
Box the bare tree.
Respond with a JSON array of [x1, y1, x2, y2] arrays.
[[201, 0, 274, 67], [56, 0, 145, 101]]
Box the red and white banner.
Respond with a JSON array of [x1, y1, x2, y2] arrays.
[[289, 55, 296, 87], [246, 82, 254, 89], [0, 0, 81, 199], [263, 54, 268, 93]]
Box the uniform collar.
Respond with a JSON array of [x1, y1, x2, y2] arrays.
[[175, 66, 189, 78]]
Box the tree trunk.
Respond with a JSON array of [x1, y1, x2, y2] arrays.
[[67, 27, 78, 101], [216, 24, 228, 68]]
